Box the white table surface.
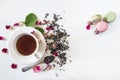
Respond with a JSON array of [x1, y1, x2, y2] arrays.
[[0, 0, 120, 80]]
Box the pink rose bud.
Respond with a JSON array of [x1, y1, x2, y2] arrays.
[[11, 63, 17, 69]]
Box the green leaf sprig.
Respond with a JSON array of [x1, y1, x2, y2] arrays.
[[35, 27, 44, 34], [25, 13, 37, 26], [25, 13, 44, 34]]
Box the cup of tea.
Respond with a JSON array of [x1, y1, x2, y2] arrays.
[[8, 27, 46, 65], [15, 33, 39, 57]]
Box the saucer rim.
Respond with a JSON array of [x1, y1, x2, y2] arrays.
[[7, 27, 46, 65]]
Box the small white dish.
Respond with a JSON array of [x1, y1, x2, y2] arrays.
[[7, 27, 46, 65]]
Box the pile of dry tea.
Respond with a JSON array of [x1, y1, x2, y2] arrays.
[[41, 13, 70, 71]]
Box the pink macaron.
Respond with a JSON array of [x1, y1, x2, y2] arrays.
[[95, 21, 108, 34]]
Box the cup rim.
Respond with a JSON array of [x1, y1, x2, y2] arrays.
[[14, 33, 39, 57]]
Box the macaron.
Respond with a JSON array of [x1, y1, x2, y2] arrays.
[[104, 11, 116, 23], [90, 14, 102, 24], [95, 20, 108, 34]]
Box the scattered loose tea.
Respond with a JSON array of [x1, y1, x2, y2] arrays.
[[59, 68, 65, 71], [41, 13, 70, 69], [55, 73, 59, 77], [69, 60, 72, 62], [45, 13, 49, 18], [52, 64, 56, 67], [58, 53, 66, 58]]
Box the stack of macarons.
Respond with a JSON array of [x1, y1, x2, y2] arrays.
[[86, 11, 116, 34]]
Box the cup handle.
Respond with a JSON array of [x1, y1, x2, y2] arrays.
[[34, 51, 43, 59]]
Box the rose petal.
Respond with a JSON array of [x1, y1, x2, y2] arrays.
[[13, 23, 19, 26], [50, 27, 54, 30], [0, 36, 5, 40], [39, 21, 41, 25], [36, 21, 41, 25], [33, 66, 41, 73], [86, 24, 91, 30], [46, 27, 50, 30], [2, 48, 8, 53], [6, 25, 11, 29], [11, 63, 17, 69], [53, 51, 58, 57], [35, 21, 39, 25], [49, 26, 54, 30], [46, 26, 54, 30]]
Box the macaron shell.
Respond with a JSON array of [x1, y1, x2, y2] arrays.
[[104, 11, 116, 22], [96, 21, 108, 32], [90, 14, 102, 24]]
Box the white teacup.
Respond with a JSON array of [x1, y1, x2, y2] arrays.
[[8, 27, 46, 65], [14, 33, 39, 57]]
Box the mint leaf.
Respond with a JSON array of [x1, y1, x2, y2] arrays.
[[25, 13, 37, 26], [35, 27, 44, 34]]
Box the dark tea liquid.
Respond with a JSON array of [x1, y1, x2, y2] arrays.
[[16, 35, 37, 56]]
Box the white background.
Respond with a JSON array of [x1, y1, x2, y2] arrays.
[[0, 0, 120, 80]]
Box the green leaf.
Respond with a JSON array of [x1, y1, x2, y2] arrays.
[[35, 27, 45, 34], [25, 13, 37, 26]]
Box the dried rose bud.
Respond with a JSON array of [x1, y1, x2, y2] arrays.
[[36, 21, 39, 25], [46, 26, 54, 30], [6, 25, 11, 29], [0, 36, 5, 40], [86, 24, 91, 30], [49, 26, 54, 30], [46, 26, 50, 30], [86, 21, 93, 30], [33, 66, 41, 73], [50, 27, 54, 30], [13, 23, 19, 26], [2, 48, 8, 53], [11, 63, 17, 69], [53, 51, 58, 57], [36, 21, 41, 25]]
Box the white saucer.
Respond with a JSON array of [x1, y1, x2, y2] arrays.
[[7, 27, 46, 65]]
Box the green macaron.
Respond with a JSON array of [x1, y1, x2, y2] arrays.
[[104, 11, 116, 23]]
